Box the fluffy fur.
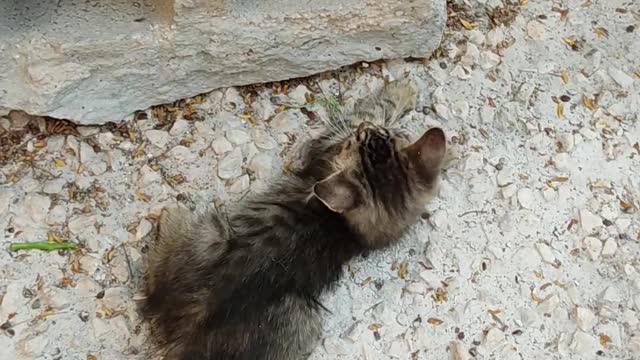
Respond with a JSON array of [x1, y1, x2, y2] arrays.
[[142, 79, 446, 360]]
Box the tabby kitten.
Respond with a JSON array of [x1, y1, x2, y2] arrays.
[[142, 79, 446, 360]]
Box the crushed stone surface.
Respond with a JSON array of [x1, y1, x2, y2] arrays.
[[1, 1, 639, 359]]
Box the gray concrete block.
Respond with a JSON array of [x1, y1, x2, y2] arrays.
[[0, 0, 446, 124]]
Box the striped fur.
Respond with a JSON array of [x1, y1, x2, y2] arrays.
[[142, 79, 446, 359]]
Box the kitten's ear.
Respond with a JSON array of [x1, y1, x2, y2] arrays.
[[313, 173, 360, 213], [405, 127, 446, 171]]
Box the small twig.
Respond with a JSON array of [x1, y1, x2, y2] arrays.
[[458, 210, 487, 217], [9, 241, 77, 252]]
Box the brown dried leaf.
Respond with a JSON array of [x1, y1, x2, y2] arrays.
[[360, 277, 372, 286], [87, 354, 98, 360], [166, 174, 186, 187], [599, 334, 612, 345], [533, 270, 544, 279], [562, 35, 576, 47], [368, 323, 383, 331], [620, 200, 633, 210], [134, 191, 151, 202], [530, 289, 544, 304], [398, 262, 408, 279], [519, 0, 529, 4], [459, 18, 476, 30], [550, 176, 569, 183], [582, 96, 597, 111], [556, 102, 564, 118], [427, 318, 443, 325], [560, 70, 569, 84], [133, 143, 145, 158], [180, 137, 194, 147], [239, 113, 257, 125], [432, 287, 447, 303], [634, 70, 640, 78], [594, 27, 609, 38], [53, 158, 65, 167]]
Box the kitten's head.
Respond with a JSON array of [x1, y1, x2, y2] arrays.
[[312, 122, 446, 248]]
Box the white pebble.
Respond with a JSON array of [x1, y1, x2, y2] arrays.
[[288, 85, 311, 106], [608, 67, 635, 88], [136, 219, 153, 241], [535, 243, 556, 264], [575, 307, 597, 331], [211, 137, 233, 155], [451, 100, 470, 120], [480, 51, 501, 69], [583, 237, 602, 260], [579, 209, 602, 233], [42, 178, 66, 194], [464, 152, 484, 170], [169, 119, 189, 136], [229, 175, 251, 194], [433, 103, 451, 121], [226, 129, 251, 145], [217, 148, 244, 180], [517, 188, 535, 209], [526, 20, 547, 41], [145, 129, 170, 148], [429, 210, 449, 230], [253, 129, 277, 150], [569, 331, 600, 356], [601, 238, 617, 257], [46, 205, 67, 225], [482, 327, 505, 351], [600, 286, 622, 303]]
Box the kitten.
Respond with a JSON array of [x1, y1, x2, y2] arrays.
[[142, 79, 446, 360]]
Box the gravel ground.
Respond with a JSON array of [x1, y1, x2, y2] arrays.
[[1, 1, 639, 359]]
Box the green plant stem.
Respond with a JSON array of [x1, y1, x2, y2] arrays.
[[9, 241, 77, 252]]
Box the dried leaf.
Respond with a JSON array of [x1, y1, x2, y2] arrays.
[[533, 270, 544, 279], [594, 27, 609, 38], [180, 137, 194, 147], [87, 354, 98, 360], [53, 158, 65, 167], [634, 70, 640, 78], [360, 277, 372, 286], [105, 247, 117, 263], [550, 176, 569, 183], [427, 318, 443, 325], [368, 323, 383, 331], [459, 18, 475, 30], [599, 334, 612, 345], [582, 96, 597, 111], [304, 92, 314, 104], [556, 102, 564, 118], [398, 262, 408, 279], [530, 289, 544, 304], [134, 191, 151, 202], [166, 174, 186, 186], [519, 0, 529, 4], [620, 200, 633, 210], [239, 113, 257, 125], [34, 140, 46, 149], [563, 36, 576, 47], [560, 70, 569, 84], [487, 309, 501, 315], [133, 143, 145, 158], [432, 287, 447, 303]]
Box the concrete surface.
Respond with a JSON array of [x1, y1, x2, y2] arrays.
[[0, 0, 446, 124]]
